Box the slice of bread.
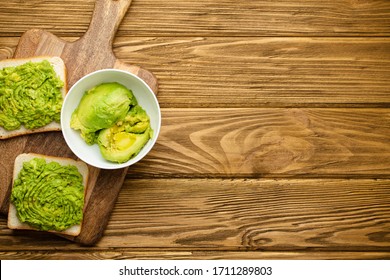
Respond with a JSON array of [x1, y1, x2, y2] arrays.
[[0, 56, 67, 139], [8, 153, 89, 237]]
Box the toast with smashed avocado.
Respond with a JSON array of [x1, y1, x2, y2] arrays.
[[8, 153, 88, 237], [0, 56, 67, 139]]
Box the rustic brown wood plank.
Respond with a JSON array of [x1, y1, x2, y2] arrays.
[[104, 179, 390, 250], [0, 0, 389, 37], [114, 37, 390, 107], [0, 179, 389, 252], [0, 251, 389, 260], [1, 37, 389, 107], [126, 108, 390, 178]]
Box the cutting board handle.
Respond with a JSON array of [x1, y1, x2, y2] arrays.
[[83, 0, 133, 48]]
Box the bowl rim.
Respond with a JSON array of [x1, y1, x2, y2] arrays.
[[61, 68, 161, 170]]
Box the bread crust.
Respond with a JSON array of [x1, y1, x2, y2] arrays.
[[0, 56, 67, 139], [8, 153, 89, 237]]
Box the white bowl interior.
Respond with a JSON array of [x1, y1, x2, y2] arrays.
[[61, 69, 161, 169]]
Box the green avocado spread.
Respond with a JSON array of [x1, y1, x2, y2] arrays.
[[71, 82, 153, 163], [0, 60, 64, 131], [10, 158, 84, 231]]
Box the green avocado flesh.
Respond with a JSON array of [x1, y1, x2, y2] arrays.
[[10, 158, 84, 231], [98, 105, 153, 163], [71, 82, 153, 163], [0, 60, 64, 131]]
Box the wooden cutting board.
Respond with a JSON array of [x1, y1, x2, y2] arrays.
[[0, 0, 158, 245]]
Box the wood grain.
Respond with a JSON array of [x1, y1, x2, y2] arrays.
[[114, 37, 390, 107], [1, 179, 389, 252], [1, 0, 389, 260], [126, 108, 390, 178], [106, 179, 390, 250], [0, 0, 389, 36], [1, 37, 389, 107], [0, 251, 389, 260]]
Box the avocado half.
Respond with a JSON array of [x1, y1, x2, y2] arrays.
[[97, 105, 153, 163], [98, 127, 152, 163], [70, 82, 136, 145]]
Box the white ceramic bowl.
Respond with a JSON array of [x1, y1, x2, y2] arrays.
[[61, 69, 161, 169]]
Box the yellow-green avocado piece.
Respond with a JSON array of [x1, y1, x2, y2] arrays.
[[97, 105, 153, 163], [70, 82, 136, 145]]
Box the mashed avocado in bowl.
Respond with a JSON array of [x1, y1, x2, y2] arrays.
[[61, 69, 161, 169]]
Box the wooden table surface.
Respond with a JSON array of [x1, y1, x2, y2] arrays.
[[0, 0, 389, 260]]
